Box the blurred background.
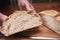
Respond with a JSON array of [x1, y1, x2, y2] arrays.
[[0, 0, 60, 15]]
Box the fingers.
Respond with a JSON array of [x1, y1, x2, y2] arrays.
[[0, 13, 8, 22], [17, 0, 35, 11], [2, 15, 8, 22], [29, 4, 35, 11], [0, 13, 8, 32], [25, 0, 36, 12], [17, 0, 26, 10], [25, 4, 33, 12]]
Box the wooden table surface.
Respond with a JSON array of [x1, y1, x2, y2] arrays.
[[0, 2, 60, 40]]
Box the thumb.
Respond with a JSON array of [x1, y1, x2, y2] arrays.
[[0, 13, 8, 22], [2, 16, 8, 22]]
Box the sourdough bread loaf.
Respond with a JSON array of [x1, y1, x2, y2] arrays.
[[1, 11, 42, 36], [40, 10, 60, 34]]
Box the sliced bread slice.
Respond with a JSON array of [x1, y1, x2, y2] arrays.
[[1, 11, 42, 36]]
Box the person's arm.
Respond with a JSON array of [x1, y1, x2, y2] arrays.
[[17, 0, 35, 12]]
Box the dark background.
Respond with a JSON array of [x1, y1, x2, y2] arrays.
[[32, 0, 60, 3], [0, 0, 60, 8], [0, 0, 10, 8]]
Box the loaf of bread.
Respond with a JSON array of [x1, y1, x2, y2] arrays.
[[40, 10, 60, 34], [56, 16, 60, 22], [1, 11, 42, 36], [40, 10, 58, 17]]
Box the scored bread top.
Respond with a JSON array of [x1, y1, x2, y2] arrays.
[[1, 11, 42, 36], [40, 10, 60, 22], [40, 10, 59, 17]]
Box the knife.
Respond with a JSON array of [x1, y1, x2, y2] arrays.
[[29, 37, 60, 40]]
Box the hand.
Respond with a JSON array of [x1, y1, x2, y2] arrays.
[[17, 0, 35, 12], [0, 13, 8, 32]]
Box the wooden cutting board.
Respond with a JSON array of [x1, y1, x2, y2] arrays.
[[0, 25, 60, 40]]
